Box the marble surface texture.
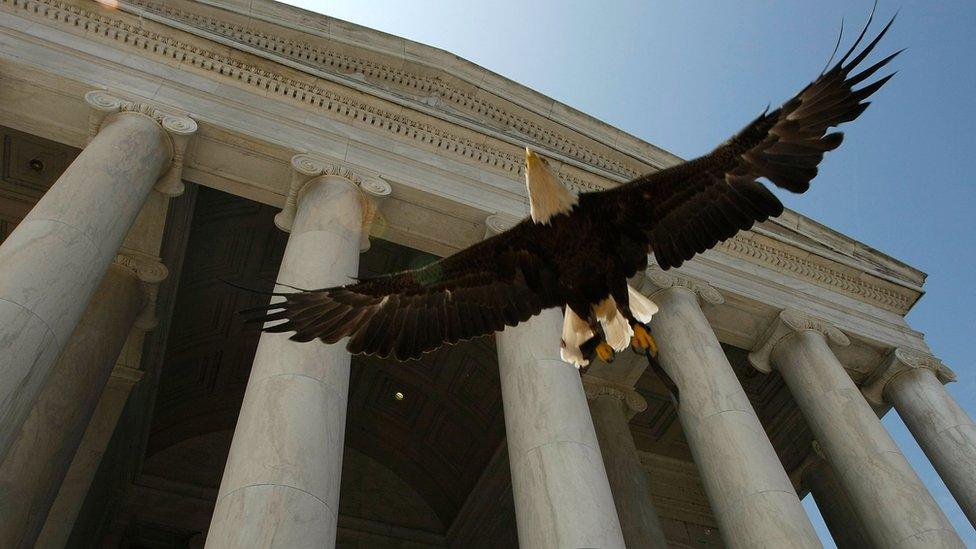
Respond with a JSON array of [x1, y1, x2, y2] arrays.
[[649, 286, 821, 549], [772, 330, 964, 548], [0, 113, 168, 463], [0, 265, 143, 548], [589, 392, 668, 548], [887, 368, 976, 527], [206, 175, 363, 548], [496, 309, 626, 549]]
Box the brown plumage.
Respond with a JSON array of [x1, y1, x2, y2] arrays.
[[248, 13, 899, 361]]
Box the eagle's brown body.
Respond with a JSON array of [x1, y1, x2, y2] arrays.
[[250, 13, 899, 363]]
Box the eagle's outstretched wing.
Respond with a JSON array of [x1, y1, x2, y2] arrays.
[[247, 220, 560, 361], [582, 13, 900, 270]]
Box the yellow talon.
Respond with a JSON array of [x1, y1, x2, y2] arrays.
[[631, 325, 658, 356], [596, 341, 615, 363]]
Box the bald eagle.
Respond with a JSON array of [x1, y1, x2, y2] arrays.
[[249, 15, 898, 367]]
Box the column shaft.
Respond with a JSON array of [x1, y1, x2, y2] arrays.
[[803, 458, 876, 549], [0, 265, 143, 547], [35, 366, 143, 548], [589, 393, 668, 548], [206, 176, 363, 549], [497, 309, 626, 549], [772, 331, 963, 548], [0, 113, 169, 460], [650, 287, 820, 549], [887, 368, 976, 526]]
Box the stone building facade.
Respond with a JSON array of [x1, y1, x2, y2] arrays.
[[0, 0, 973, 547]]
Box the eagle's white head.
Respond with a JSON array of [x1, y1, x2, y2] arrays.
[[525, 148, 578, 224]]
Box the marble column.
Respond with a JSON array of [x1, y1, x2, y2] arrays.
[[487, 214, 624, 549], [750, 310, 964, 548], [585, 379, 669, 548], [496, 308, 625, 549], [206, 155, 388, 548], [0, 90, 194, 461], [0, 258, 162, 547], [800, 452, 876, 549], [645, 270, 820, 549], [35, 364, 144, 548], [862, 348, 976, 527]]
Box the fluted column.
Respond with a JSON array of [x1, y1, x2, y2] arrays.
[[0, 256, 164, 547], [862, 348, 976, 527], [645, 270, 820, 549], [489, 214, 625, 549], [584, 378, 668, 548], [206, 155, 389, 548], [750, 310, 964, 548], [0, 90, 194, 461]]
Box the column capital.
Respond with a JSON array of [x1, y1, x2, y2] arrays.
[[749, 309, 850, 373], [112, 251, 169, 331], [84, 90, 197, 197], [861, 348, 957, 406], [275, 154, 391, 251], [642, 267, 724, 305], [581, 376, 648, 419], [484, 213, 521, 239], [109, 364, 144, 386]]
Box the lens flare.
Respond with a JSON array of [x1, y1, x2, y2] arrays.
[[94, 0, 119, 8]]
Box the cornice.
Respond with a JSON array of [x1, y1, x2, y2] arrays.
[[7, 0, 620, 195], [130, 0, 674, 175], [117, 0, 647, 182], [716, 231, 916, 315]]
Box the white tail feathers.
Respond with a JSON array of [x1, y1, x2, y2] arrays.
[[628, 285, 659, 323], [558, 288, 659, 368], [560, 307, 594, 368], [594, 296, 633, 352]]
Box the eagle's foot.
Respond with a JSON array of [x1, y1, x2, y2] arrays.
[[631, 324, 658, 356], [596, 341, 616, 363]]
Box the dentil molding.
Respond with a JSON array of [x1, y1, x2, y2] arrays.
[[120, 0, 649, 180]]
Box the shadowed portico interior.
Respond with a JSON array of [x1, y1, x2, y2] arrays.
[[60, 186, 812, 547]]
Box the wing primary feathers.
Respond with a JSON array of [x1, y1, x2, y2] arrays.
[[588, 8, 898, 274], [821, 17, 845, 76]]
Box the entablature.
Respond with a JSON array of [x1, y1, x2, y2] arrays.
[[0, 0, 929, 374]]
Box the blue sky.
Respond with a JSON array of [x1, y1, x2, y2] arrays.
[[282, 1, 975, 544]]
